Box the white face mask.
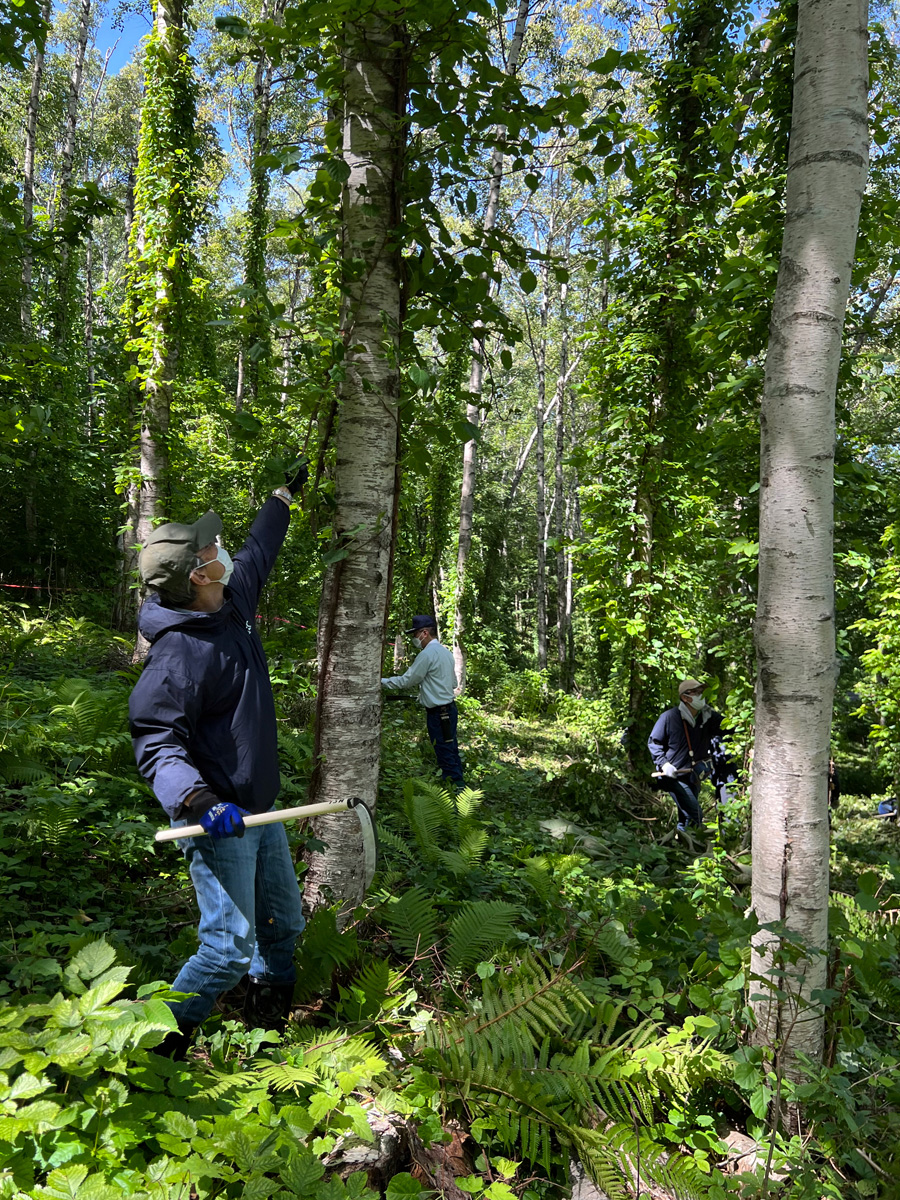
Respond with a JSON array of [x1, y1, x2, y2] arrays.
[[684, 692, 705, 710], [195, 546, 234, 586]]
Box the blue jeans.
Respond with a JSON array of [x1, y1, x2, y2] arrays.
[[168, 816, 305, 1027], [671, 779, 703, 827], [425, 702, 465, 785]]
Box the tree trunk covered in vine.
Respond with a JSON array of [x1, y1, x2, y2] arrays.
[[304, 12, 405, 916], [117, 0, 201, 634], [451, 0, 530, 692], [750, 0, 868, 1097], [618, 0, 731, 762]]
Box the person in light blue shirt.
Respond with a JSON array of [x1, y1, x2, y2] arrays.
[[381, 615, 465, 786]]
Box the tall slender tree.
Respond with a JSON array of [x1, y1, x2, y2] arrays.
[[750, 0, 868, 1100], [304, 7, 406, 913], [53, 0, 92, 345], [235, 0, 286, 410], [118, 0, 204, 633], [21, 0, 52, 331], [451, 0, 531, 692]]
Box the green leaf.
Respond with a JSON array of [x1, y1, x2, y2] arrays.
[[453, 420, 480, 443], [215, 14, 250, 36], [233, 411, 263, 433], [749, 1084, 772, 1118], [322, 157, 351, 184], [386, 1174, 424, 1198], [66, 940, 116, 984], [733, 1061, 760, 1090], [519, 270, 537, 295], [688, 984, 712, 1010], [587, 47, 623, 73]]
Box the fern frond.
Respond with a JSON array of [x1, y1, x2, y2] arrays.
[[0, 751, 51, 784], [286, 1030, 388, 1082], [458, 827, 488, 865], [404, 783, 456, 862], [377, 827, 415, 862], [433, 849, 473, 877], [197, 1070, 248, 1101], [253, 1061, 317, 1094], [477, 955, 589, 1047], [381, 886, 439, 957], [24, 800, 79, 850], [444, 900, 519, 975], [454, 786, 484, 819], [519, 856, 554, 904]]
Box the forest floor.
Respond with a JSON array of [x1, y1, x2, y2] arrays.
[[0, 609, 898, 1199]]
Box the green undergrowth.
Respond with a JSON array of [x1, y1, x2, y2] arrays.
[[0, 608, 898, 1198]]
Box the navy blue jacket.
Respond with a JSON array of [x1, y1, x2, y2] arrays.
[[647, 705, 726, 775], [129, 498, 290, 819]]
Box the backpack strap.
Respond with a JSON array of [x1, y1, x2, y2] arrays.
[[682, 718, 696, 766]]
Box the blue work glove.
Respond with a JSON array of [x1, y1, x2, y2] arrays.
[[199, 802, 247, 840]]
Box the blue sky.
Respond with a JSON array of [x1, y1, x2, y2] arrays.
[[93, 3, 150, 74]]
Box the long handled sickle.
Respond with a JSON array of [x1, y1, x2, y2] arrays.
[[155, 797, 378, 891]]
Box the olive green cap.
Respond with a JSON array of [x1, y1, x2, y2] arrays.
[[138, 511, 223, 595]]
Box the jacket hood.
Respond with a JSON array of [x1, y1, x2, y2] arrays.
[[138, 593, 229, 644]]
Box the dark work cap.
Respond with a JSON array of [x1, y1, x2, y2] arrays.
[[404, 615, 438, 635], [139, 511, 223, 593]]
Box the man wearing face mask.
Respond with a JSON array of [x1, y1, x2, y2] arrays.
[[381, 615, 465, 787], [128, 460, 308, 1056], [647, 679, 728, 831]]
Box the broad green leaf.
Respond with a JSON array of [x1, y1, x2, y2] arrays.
[[280, 1148, 326, 1194], [66, 940, 116, 985], [385, 1174, 424, 1198]]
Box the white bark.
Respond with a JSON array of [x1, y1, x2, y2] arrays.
[[750, 0, 868, 1087], [21, 0, 52, 331], [535, 260, 549, 670], [555, 278, 571, 688], [451, 0, 530, 691], [54, 0, 91, 344], [304, 14, 403, 916], [57, 0, 91, 222]]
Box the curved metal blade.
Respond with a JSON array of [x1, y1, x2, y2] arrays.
[[348, 797, 377, 892]]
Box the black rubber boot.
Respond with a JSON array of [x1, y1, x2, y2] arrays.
[[155, 1022, 197, 1060], [243, 980, 294, 1033]]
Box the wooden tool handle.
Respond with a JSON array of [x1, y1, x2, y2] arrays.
[[154, 798, 354, 843]]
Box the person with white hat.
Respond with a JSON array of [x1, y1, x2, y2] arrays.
[[647, 679, 729, 831]]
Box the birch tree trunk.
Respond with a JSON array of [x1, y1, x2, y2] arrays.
[[554, 278, 572, 690], [53, 0, 91, 344], [534, 260, 549, 670], [304, 12, 404, 916], [451, 0, 530, 692], [750, 0, 868, 1097], [21, 0, 52, 331]]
